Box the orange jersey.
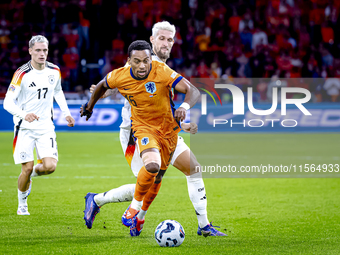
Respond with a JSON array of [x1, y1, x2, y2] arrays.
[[105, 60, 183, 138]]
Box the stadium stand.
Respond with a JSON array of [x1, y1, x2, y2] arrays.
[[0, 0, 340, 102]]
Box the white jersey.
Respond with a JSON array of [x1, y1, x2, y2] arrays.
[[119, 55, 165, 129], [4, 61, 71, 132]]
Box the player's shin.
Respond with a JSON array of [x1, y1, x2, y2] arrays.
[[187, 171, 209, 228], [127, 166, 158, 216], [94, 184, 135, 207], [133, 166, 158, 202], [138, 180, 162, 220], [18, 162, 33, 192]]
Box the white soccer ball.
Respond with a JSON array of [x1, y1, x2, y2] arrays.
[[154, 220, 185, 247]]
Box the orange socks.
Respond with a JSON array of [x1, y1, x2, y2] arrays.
[[134, 166, 158, 201], [141, 181, 162, 211]]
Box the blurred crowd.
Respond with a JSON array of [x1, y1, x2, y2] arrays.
[[1, 0, 340, 102]]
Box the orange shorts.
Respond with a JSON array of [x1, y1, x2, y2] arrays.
[[134, 128, 178, 170]]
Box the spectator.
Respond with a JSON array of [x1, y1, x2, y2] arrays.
[[228, 7, 241, 34], [239, 9, 254, 33], [323, 77, 340, 102], [0, 0, 339, 104], [252, 26, 268, 50], [62, 47, 79, 90]]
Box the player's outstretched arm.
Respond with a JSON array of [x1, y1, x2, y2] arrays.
[[173, 78, 200, 122], [54, 79, 75, 127], [80, 79, 107, 120], [90, 84, 118, 99]]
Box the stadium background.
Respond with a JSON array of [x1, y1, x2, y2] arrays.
[[0, 1, 340, 254], [0, 0, 340, 131]]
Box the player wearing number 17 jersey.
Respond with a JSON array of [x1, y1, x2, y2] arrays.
[[3, 35, 75, 216]]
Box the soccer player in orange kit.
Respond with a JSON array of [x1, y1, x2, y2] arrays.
[[80, 40, 200, 236]]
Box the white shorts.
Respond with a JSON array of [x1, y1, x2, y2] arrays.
[[119, 128, 190, 177], [13, 128, 58, 165]]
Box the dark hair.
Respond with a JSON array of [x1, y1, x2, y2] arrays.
[[127, 40, 152, 57]]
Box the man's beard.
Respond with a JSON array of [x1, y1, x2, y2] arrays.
[[156, 47, 170, 60]]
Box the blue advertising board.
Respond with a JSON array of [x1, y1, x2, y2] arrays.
[[189, 103, 340, 132], [0, 104, 122, 132], [0, 103, 339, 132]]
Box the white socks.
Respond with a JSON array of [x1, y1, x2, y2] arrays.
[[30, 165, 38, 178], [18, 189, 29, 206], [187, 172, 209, 228], [137, 209, 147, 220], [90, 174, 210, 227], [94, 184, 135, 207], [130, 197, 143, 211], [18, 165, 35, 208]]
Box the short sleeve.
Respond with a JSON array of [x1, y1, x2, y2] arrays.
[[105, 70, 117, 89], [10, 69, 24, 87], [161, 64, 183, 89], [54, 70, 62, 93]]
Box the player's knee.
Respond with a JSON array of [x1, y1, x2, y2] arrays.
[[190, 161, 201, 175], [43, 162, 57, 173], [145, 162, 160, 174]]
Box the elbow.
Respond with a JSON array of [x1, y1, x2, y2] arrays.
[[3, 97, 9, 111], [192, 87, 201, 105], [195, 87, 201, 100]]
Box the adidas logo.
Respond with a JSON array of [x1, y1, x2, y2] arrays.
[[126, 211, 131, 217], [200, 194, 207, 200], [29, 82, 36, 87]]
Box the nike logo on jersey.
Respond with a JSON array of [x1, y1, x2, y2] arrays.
[[29, 82, 36, 87]]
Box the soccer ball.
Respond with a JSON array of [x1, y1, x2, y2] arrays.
[[154, 220, 185, 247]]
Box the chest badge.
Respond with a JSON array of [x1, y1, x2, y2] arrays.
[[48, 75, 55, 85], [145, 82, 156, 94]]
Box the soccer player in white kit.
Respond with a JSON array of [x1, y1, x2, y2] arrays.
[[84, 22, 226, 236], [3, 35, 75, 215]]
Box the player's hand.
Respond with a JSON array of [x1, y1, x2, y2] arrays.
[[175, 107, 186, 122], [181, 122, 198, 134], [80, 103, 93, 121], [89, 84, 96, 94], [25, 113, 39, 122], [65, 116, 75, 127]]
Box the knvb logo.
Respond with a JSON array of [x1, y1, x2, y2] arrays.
[[141, 137, 149, 145], [145, 82, 156, 94], [200, 84, 312, 128]]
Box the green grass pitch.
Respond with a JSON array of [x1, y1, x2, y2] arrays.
[[0, 132, 339, 254]]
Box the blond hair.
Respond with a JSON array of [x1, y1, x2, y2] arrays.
[[152, 21, 176, 37], [29, 35, 49, 48]]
